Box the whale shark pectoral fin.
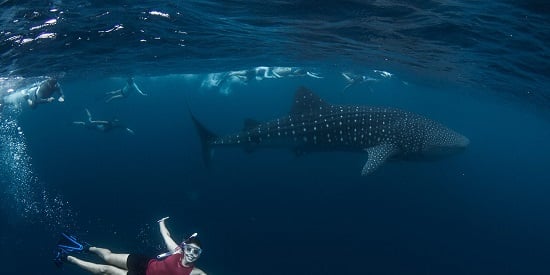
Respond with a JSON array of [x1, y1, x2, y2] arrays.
[[362, 144, 398, 176]]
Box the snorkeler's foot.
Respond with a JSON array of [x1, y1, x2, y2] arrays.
[[53, 248, 69, 268]]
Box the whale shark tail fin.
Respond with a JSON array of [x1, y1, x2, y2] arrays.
[[190, 114, 217, 167]]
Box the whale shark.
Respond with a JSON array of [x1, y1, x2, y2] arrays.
[[191, 87, 469, 175]]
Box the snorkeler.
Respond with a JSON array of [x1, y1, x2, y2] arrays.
[[25, 77, 65, 109], [253, 66, 279, 80], [54, 217, 207, 275], [225, 67, 280, 83], [225, 69, 255, 84], [271, 67, 324, 79], [72, 108, 135, 135], [104, 77, 147, 103], [341, 72, 378, 93]]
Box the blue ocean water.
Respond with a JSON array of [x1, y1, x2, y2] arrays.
[[0, 1, 549, 275]]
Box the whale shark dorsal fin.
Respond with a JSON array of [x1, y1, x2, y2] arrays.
[[290, 86, 330, 115], [243, 118, 261, 131], [362, 144, 398, 176]]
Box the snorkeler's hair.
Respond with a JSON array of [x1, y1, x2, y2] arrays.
[[184, 234, 201, 247]]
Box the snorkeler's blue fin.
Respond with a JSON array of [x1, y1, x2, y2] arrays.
[[53, 233, 91, 268], [57, 233, 90, 252]]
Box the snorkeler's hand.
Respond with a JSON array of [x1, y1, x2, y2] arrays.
[[157, 217, 170, 223]]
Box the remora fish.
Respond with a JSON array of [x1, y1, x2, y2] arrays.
[[191, 87, 469, 175]]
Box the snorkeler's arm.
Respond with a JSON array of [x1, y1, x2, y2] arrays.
[[91, 120, 110, 125], [306, 71, 323, 79], [341, 72, 353, 82], [191, 267, 207, 275], [133, 83, 147, 96], [38, 97, 55, 103], [84, 108, 93, 122], [57, 86, 65, 102], [158, 217, 179, 252]]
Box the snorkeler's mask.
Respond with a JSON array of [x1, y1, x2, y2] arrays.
[[156, 232, 201, 259], [181, 233, 202, 255], [183, 244, 202, 256]]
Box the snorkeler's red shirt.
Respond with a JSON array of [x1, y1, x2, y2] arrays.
[[147, 253, 194, 275]]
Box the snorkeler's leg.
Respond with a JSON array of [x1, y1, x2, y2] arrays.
[[342, 83, 353, 93], [105, 89, 121, 95], [88, 247, 130, 270], [67, 255, 127, 275], [72, 121, 85, 126], [132, 83, 147, 96], [105, 94, 123, 103], [85, 109, 93, 122]]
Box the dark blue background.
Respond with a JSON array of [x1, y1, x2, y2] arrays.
[[1, 74, 549, 275], [0, 0, 549, 274]]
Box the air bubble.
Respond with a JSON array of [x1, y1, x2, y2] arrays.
[[1, 103, 76, 233]]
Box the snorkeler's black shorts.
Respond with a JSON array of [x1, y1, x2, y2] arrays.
[[127, 254, 152, 275]]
